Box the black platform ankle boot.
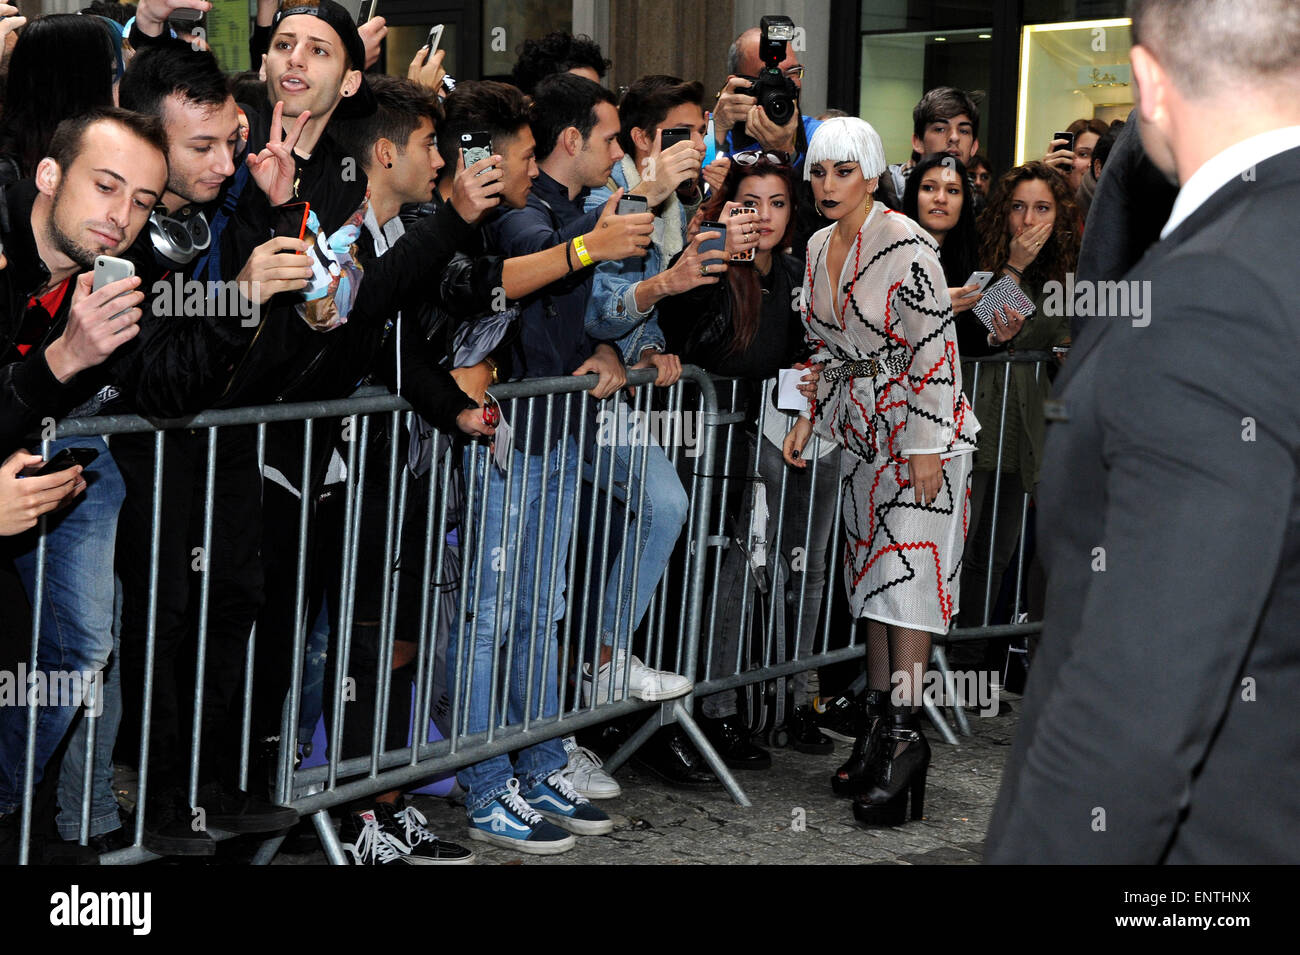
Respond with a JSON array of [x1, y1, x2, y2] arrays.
[[830, 689, 888, 797], [852, 708, 931, 827]]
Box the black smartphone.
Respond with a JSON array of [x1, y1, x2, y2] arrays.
[[357, 0, 378, 22], [20, 447, 99, 478], [617, 195, 648, 215], [698, 220, 727, 258], [1053, 131, 1075, 153], [660, 126, 692, 151], [167, 7, 205, 30], [273, 202, 311, 241], [460, 131, 492, 175]]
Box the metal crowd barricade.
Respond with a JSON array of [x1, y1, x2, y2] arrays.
[[681, 352, 1054, 802], [6, 353, 1052, 862], [8, 367, 736, 864]]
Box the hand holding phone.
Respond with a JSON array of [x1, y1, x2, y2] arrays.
[[1046, 131, 1075, 171], [728, 203, 758, 262], [659, 126, 692, 151], [617, 194, 648, 216], [19, 447, 99, 478], [459, 131, 493, 176]]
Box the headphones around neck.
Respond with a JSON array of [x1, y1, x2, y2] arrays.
[[148, 205, 211, 267]]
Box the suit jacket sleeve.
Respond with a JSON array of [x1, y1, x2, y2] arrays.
[[986, 252, 1295, 862]]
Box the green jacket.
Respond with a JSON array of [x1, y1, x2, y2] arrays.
[[963, 285, 1070, 492]]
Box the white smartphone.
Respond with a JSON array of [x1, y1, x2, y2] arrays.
[[962, 270, 995, 294], [93, 255, 135, 291], [426, 23, 444, 54]]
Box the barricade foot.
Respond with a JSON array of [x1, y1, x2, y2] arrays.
[[675, 704, 752, 807], [250, 832, 287, 865], [923, 699, 960, 745], [930, 646, 972, 737], [312, 809, 348, 865], [602, 706, 666, 775]]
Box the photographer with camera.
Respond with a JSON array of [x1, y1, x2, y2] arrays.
[[712, 17, 820, 169]]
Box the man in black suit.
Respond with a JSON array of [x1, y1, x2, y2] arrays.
[[985, 0, 1300, 863]]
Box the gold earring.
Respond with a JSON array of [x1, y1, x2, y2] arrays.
[[864, 193, 874, 216]]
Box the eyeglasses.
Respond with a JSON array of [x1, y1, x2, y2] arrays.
[[784, 66, 805, 80], [733, 150, 790, 167]]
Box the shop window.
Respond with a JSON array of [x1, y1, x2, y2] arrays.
[[1015, 18, 1132, 164]]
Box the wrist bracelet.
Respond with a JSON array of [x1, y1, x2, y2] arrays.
[[573, 235, 594, 268], [564, 238, 575, 273], [1005, 263, 1024, 278]]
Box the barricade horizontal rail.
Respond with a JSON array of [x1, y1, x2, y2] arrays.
[[6, 350, 1051, 862]]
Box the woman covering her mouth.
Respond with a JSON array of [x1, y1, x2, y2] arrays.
[[785, 117, 979, 831]]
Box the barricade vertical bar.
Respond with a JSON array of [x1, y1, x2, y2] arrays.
[[17, 437, 51, 864], [78, 672, 99, 846], [556, 393, 580, 713], [489, 397, 527, 739], [522, 395, 555, 728], [410, 422, 446, 762], [132, 430, 167, 849], [982, 367, 1013, 625], [246, 423, 267, 798], [623, 383, 654, 683], [451, 440, 486, 749], [1010, 361, 1043, 622], [458, 440, 492, 741], [371, 410, 404, 769], [186, 426, 219, 810]]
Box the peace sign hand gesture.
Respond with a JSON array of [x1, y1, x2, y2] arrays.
[[247, 100, 311, 207]]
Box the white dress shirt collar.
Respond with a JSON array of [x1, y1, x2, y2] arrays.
[[1161, 125, 1300, 238]]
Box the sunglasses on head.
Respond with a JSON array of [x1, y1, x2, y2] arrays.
[[733, 150, 790, 167]]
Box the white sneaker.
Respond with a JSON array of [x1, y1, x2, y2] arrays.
[[559, 736, 622, 800], [584, 649, 693, 704]]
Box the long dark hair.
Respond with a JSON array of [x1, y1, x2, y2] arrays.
[[902, 152, 978, 288], [977, 160, 1081, 291], [0, 15, 116, 179], [698, 155, 799, 355]]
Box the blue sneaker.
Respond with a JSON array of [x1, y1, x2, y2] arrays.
[[523, 772, 615, 835], [467, 779, 576, 855]]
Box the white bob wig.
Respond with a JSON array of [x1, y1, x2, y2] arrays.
[[804, 116, 887, 182]]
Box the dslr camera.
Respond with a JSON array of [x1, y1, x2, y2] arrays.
[[741, 15, 798, 126]]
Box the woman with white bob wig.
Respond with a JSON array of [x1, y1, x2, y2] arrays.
[[784, 116, 979, 829]]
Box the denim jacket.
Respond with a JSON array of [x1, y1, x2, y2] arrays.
[[583, 157, 699, 362]]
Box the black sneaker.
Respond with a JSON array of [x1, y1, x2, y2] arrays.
[[142, 789, 216, 857], [814, 693, 866, 743], [344, 804, 475, 865], [380, 801, 475, 864], [197, 780, 298, 835]]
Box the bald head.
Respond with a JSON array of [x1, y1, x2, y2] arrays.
[[727, 25, 803, 90]]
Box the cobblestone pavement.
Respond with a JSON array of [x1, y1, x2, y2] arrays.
[[274, 698, 1019, 866]]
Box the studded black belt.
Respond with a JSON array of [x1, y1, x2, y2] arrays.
[[822, 353, 910, 382]]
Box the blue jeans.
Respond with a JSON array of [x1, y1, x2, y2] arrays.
[[0, 435, 124, 814], [55, 589, 123, 841], [452, 439, 577, 812], [584, 402, 688, 652]]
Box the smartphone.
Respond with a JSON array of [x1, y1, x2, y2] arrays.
[[482, 396, 500, 428], [274, 201, 311, 241], [1053, 131, 1075, 153], [660, 126, 692, 151], [729, 204, 755, 262], [460, 131, 493, 176], [357, 0, 378, 22], [425, 23, 444, 54], [19, 447, 99, 478], [617, 194, 648, 215], [698, 220, 727, 258], [92, 255, 135, 292], [962, 270, 995, 294]]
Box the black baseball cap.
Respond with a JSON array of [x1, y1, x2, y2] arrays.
[[271, 0, 376, 119]]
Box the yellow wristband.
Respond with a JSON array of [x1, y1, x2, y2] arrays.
[[572, 235, 594, 268]]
